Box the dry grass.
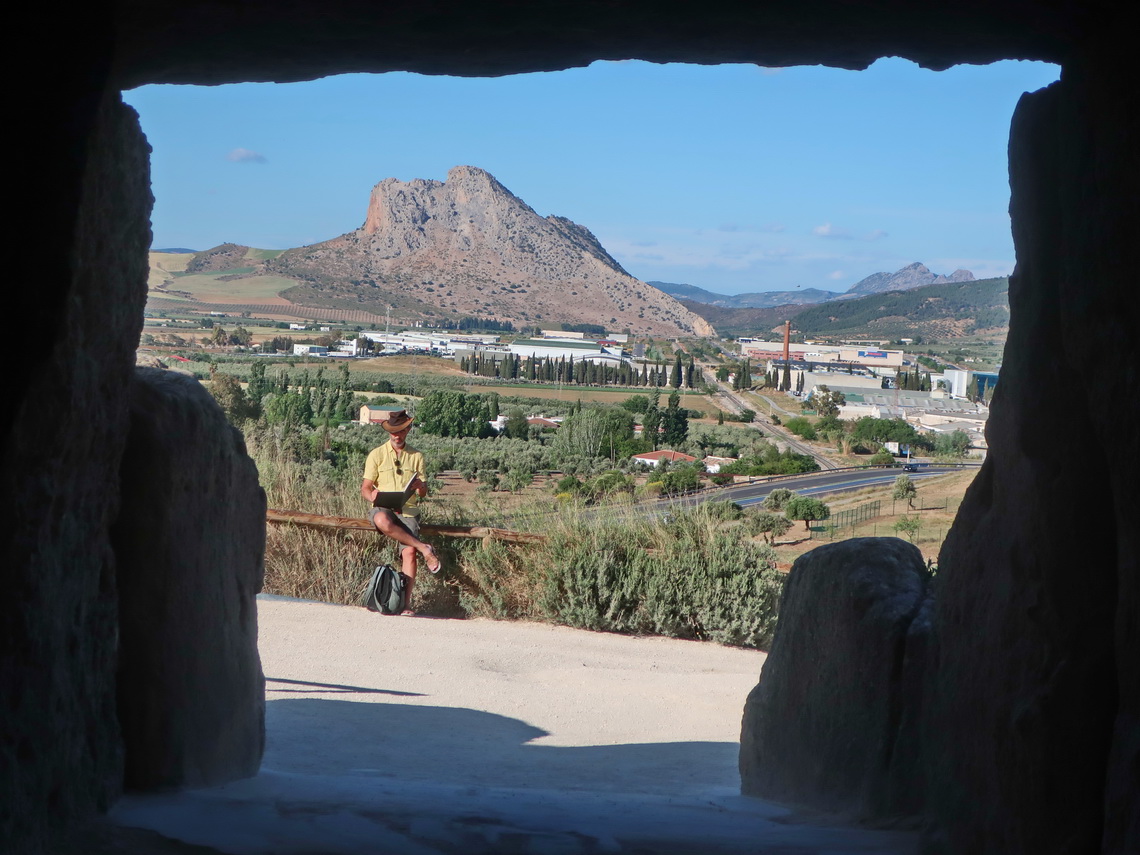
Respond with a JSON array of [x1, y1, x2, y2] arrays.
[[766, 468, 979, 567], [159, 272, 299, 304], [253, 430, 462, 614]]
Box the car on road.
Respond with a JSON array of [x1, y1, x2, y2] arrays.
[[902, 463, 919, 472]]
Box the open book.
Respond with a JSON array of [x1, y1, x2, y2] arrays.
[[371, 474, 420, 511]]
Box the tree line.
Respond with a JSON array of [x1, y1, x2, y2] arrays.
[[461, 352, 697, 389]]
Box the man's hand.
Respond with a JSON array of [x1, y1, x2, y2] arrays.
[[410, 475, 428, 497], [361, 479, 379, 502]]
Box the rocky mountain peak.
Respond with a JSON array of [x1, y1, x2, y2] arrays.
[[847, 262, 976, 296], [270, 167, 713, 337]]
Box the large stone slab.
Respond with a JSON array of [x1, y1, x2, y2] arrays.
[[0, 91, 149, 853], [921, 70, 1136, 855], [740, 537, 929, 821], [111, 367, 266, 790]]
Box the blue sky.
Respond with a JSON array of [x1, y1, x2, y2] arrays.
[[125, 58, 1058, 296]]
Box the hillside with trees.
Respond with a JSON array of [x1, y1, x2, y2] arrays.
[[788, 277, 1010, 339], [681, 277, 1009, 340]]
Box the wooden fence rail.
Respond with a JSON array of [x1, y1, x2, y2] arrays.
[[266, 508, 546, 545]]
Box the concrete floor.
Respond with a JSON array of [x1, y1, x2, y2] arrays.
[[97, 595, 917, 854]]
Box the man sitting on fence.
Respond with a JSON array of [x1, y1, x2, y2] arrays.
[[361, 410, 441, 615]]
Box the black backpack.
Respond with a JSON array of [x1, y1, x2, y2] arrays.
[[363, 564, 407, 615]]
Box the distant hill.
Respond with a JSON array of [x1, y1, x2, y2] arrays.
[[651, 261, 975, 312], [791, 277, 1009, 339], [680, 277, 1009, 339], [676, 301, 795, 338], [650, 281, 841, 309]]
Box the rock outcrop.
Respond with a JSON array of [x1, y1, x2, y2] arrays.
[[846, 262, 975, 297], [111, 368, 266, 790], [740, 538, 930, 821], [268, 165, 716, 337]]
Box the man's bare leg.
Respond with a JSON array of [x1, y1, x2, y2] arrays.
[[400, 545, 418, 613]]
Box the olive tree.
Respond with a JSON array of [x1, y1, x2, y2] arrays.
[[893, 474, 918, 510], [894, 515, 921, 542], [747, 511, 793, 544], [784, 495, 831, 533], [762, 487, 795, 511]]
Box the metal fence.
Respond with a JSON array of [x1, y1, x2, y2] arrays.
[[814, 494, 963, 543], [829, 500, 881, 531]]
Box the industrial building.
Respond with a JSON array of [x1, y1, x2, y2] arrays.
[[739, 338, 903, 373]]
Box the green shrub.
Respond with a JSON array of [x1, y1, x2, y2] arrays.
[[783, 417, 818, 440], [762, 488, 795, 511], [458, 504, 786, 648]]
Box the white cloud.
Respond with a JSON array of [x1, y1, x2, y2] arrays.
[[717, 222, 787, 234], [812, 222, 854, 239], [227, 148, 267, 164]]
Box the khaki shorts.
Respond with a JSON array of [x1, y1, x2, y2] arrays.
[[370, 508, 419, 539]]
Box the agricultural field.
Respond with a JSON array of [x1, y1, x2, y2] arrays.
[[156, 272, 300, 305], [148, 251, 194, 286], [916, 338, 1006, 371], [347, 355, 467, 377]]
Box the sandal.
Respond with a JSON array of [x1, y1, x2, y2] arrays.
[[424, 546, 442, 575], [399, 608, 417, 617]]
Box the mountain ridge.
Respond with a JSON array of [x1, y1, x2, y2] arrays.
[[679, 276, 1009, 339], [652, 262, 977, 309], [262, 165, 712, 337]]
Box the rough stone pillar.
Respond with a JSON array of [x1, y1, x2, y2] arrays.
[[740, 538, 929, 821], [112, 368, 267, 789], [922, 63, 1138, 854], [0, 90, 151, 852]]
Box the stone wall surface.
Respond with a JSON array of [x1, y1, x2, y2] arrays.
[[740, 538, 929, 820], [112, 368, 266, 790], [1, 90, 150, 852], [921, 67, 1137, 855], [110, 0, 1090, 87]]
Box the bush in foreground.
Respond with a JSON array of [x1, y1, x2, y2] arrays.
[[458, 504, 785, 648]]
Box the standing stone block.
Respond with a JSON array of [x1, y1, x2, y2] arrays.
[[111, 367, 266, 789], [740, 537, 929, 821]]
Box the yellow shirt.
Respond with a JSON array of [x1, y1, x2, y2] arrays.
[[363, 442, 425, 515]]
